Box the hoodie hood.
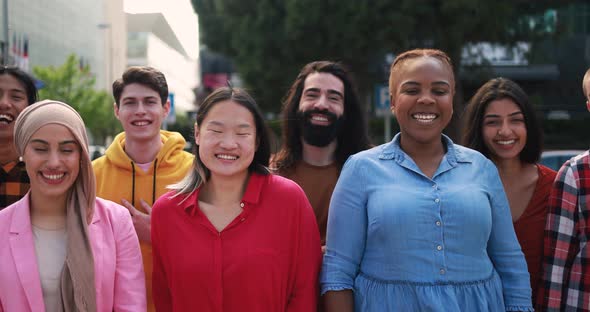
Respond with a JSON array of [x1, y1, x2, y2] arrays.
[[92, 130, 194, 206], [103, 130, 190, 172]]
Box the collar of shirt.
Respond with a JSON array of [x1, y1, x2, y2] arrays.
[[181, 172, 266, 217], [378, 133, 472, 179]]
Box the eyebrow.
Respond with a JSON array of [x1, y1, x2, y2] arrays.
[[400, 81, 451, 88], [303, 87, 344, 98], [207, 120, 253, 129], [122, 96, 158, 101], [30, 139, 78, 145], [483, 111, 524, 119]]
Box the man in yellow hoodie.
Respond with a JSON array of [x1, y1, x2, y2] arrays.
[[92, 66, 193, 311]]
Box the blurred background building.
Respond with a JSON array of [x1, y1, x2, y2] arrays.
[[0, 0, 200, 115], [0, 0, 126, 90]]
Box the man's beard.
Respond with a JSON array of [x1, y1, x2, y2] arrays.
[[297, 109, 344, 147]]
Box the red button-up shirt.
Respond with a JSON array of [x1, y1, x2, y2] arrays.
[[151, 173, 322, 312]]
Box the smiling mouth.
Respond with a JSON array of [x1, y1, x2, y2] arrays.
[[311, 115, 329, 122], [216, 154, 238, 160], [496, 140, 516, 145], [0, 114, 14, 124], [41, 172, 66, 180], [412, 113, 438, 123], [132, 121, 151, 126]]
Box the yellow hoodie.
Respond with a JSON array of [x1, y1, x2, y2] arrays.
[[92, 130, 193, 312]]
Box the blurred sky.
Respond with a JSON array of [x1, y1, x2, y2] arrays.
[[124, 0, 199, 55]]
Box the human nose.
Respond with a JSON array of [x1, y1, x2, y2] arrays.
[[135, 102, 147, 114], [219, 134, 238, 149], [497, 121, 511, 136], [418, 93, 435, 105], [313, 94, 329, 110], [0, 94, 9, 109], [46, 150, 61, 167]]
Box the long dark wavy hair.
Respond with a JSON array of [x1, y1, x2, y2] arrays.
[[272, 61, 371, 172], [462, 77, 542, 163]]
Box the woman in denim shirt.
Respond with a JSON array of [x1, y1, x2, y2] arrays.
[[320, 49, 533, 312]]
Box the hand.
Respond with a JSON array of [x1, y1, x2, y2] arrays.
[[121, 199, 152, 244], [321, 245, 327, 254]]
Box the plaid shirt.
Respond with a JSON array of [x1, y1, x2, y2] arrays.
[[538, 150, 590, 311], [0, 161, 30, 210]]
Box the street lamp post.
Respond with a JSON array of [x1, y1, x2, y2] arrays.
[[97, 23, 112, 88], [2, 0, 9, 64]]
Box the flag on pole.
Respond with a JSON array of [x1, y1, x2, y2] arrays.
[[16, 33, 22, 68], [10, 33, 16, 64], [22, 35, 29, 72]]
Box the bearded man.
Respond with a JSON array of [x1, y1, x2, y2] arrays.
[[272, 61, 371, 247]]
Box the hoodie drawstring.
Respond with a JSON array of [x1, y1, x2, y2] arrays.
[[130, 159, 158, 208], [152, 159, 158, 204], [131, 161, 136, 206]]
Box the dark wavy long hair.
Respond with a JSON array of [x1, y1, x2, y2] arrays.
[[272, 61, 371, 172], [462, 77, 542, 163]]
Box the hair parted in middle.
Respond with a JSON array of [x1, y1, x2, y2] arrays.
[[388, 48, 455, 98], [169, 87, 271, 197], [462, 77, 542, 164], [272, 61, 371, 172]]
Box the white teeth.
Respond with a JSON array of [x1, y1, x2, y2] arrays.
[[497, 140, 515, 145], [311, 115, 328, 122], [0, 114, 13, 122], [42, 173, 65, 180], [133, 121, 149, 126], [412, 113, 437, 123], [217, 154, 238, 160]]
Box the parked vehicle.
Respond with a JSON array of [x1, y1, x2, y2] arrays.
[[540, 150, 586, 171]]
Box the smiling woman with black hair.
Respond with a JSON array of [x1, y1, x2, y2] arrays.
[[151, 87, 322, 311], [462, 78, 556, 305]]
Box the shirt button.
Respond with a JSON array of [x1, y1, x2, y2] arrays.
[[436, 245, 443, 251], [240, 202, 244, 208], [435, 221, 441, 226], [434, 198, 440, 203], [440, 269, 446, 275], [432, 184, 437, 189], [240, 218, 245, 222]]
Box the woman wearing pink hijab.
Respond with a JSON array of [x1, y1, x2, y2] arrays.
[[0, 100, 146, 312]]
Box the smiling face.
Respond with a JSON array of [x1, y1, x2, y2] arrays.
[[114, 83, 170, 143], [195, 100, 257, 182], [297, 72, 345, 147], [0, 74, 29, 143], [482, 98, 527, 162], [390, 56, 454, 148], [23, 124, 81, 203]]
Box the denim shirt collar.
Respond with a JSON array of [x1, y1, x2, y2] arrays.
[[378, 133, 472, 178]]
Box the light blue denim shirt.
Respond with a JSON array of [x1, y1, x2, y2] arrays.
[[321, 134, 533, 311]]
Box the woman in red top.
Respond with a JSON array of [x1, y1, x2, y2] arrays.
[[462, 77, 557, 305], [151, 87, 322, 312]]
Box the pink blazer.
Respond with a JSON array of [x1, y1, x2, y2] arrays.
[[0, 194, 146, 312]]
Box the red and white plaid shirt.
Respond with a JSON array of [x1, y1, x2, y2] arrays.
[[538, 150, 590, 311]]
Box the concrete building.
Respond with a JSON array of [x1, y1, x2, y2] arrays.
[[0, 0, 126, 90], [125, 0, 200, 116]]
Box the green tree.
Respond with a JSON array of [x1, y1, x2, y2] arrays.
[[33, 54, 121, 144], [192, 0, 573, 139]]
